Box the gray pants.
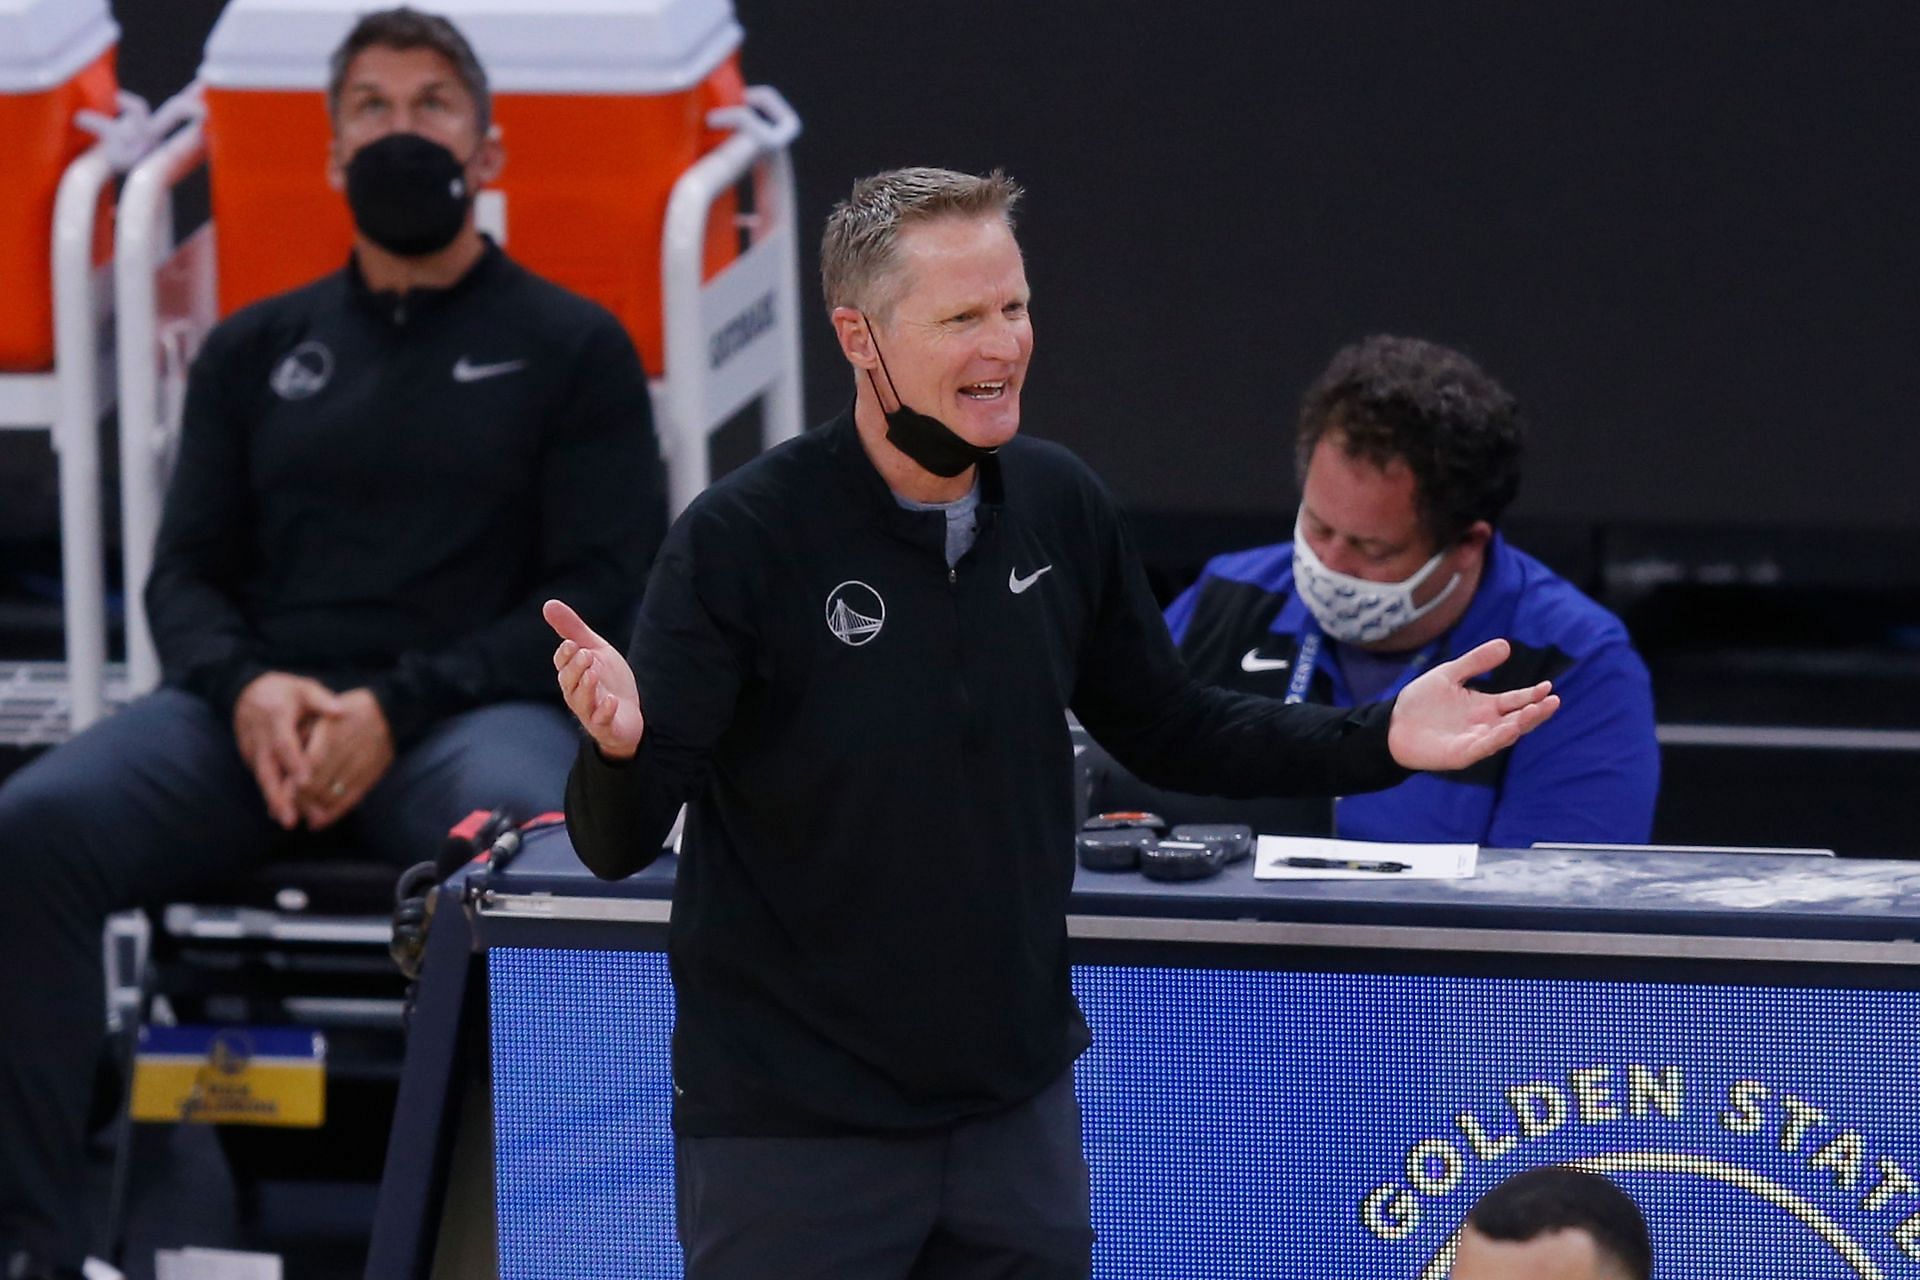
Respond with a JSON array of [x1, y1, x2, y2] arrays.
[[0, 687, 578, 1267], [675, 1069, 1094, 1280]]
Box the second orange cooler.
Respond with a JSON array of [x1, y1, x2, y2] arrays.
[[200, 0, 749, 373], [0, 0, 119, 370]]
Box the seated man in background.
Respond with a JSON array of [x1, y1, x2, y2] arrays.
[[1166, 335, 1658, 846], [0, 9, 663, 1276], [1450, 1165, 1652, 1280]]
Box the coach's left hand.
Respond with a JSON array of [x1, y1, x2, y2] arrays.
[[1387, 638, 1559, 772]]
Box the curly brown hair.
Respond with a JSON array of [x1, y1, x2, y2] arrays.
[[1296, 335, 1526, 549]]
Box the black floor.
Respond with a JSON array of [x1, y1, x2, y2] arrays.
[[99, 1125, 372, 1280]]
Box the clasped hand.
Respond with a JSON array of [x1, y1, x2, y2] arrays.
[[232, 673, 394, 830]]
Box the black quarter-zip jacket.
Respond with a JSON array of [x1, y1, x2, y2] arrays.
[[567, 410, 1408, 1136], [145, 243, 664, 747]]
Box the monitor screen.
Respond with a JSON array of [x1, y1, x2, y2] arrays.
[[489, 947, 1920, 1278]]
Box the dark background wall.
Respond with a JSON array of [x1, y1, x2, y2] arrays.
[[108, 0, 1917, 537]]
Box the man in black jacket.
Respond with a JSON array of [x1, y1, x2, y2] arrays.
[[0, 11, 663, 1276], [545, 167, 1554, 1280]]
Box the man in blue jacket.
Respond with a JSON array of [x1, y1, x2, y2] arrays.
[[1165, 334, 1659, 847]]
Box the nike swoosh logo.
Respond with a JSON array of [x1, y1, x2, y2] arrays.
[[1240, 648, 1291, 673], [1009, 565, 1053, 594], [452, 356, 528, 383]]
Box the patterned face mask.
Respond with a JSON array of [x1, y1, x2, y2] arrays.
[[1290, 511, 1460, 645]]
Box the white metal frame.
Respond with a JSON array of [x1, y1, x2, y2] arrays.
[[0, 91, 165, 742], [114, 87, 218, 695], [658, 84, 805, 516]]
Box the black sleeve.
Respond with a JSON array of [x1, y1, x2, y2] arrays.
[[145, 324, 270, 722], [369, 316, 668, 748], [1070, 478, 1410, 798], [564, 503, 753, 880]]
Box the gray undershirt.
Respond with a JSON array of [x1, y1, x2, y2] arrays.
[[894, 481, 982, 568], [1334, 641, 1420, 704]]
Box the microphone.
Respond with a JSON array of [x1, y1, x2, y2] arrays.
[[391, 808, 518, 984]]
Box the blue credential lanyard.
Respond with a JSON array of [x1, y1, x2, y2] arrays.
[[1284, 632, 1322, 704]]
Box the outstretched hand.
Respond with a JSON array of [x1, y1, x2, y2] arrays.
[[1387, 638, 1560, 773], [545, 598, 645, 760]]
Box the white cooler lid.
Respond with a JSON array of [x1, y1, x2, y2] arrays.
[[203, 0, 742, 95], [0, 0, 116, 94]]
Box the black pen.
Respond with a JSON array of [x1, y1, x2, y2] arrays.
[[1284, 856, 1411, 873]]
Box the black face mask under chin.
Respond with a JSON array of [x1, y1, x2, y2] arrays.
[[863, 321, 1000, 479], [344, 132, 474, 258]]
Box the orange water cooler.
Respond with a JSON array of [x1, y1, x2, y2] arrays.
[[0, 0, 118, 371], [200, 0, 757, 375]]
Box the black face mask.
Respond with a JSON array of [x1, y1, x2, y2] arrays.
[[862, 319, 1001, 479], [344, 132, 473, 258]]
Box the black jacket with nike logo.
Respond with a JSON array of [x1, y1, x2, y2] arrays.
[[147, 242, 664, 747], [567, 410, 1408, 1136]]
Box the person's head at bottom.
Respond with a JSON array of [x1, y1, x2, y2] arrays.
[[1449, 1165, 1652, 1280]]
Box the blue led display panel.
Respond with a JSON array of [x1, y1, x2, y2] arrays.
[[490, 948, 1920, 1278], [491, 949, 680, 1280]]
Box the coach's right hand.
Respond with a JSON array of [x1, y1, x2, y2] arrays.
[[544, 599, 645, 760]]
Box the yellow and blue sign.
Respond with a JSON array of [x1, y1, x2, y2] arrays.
[[132, 1025, 326, 1128]]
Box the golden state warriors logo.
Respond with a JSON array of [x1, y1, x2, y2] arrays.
[[270, 340, 333, 400], [1359, 1063, 1918, 1276], [825, 580, 885, 647], [206, 1028, 253, 1077], [183, 1030, 274, 1122]]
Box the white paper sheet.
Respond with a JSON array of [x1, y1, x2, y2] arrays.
[[1254, 835, 1478, 881], [154, 1249, 282, 1280]]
